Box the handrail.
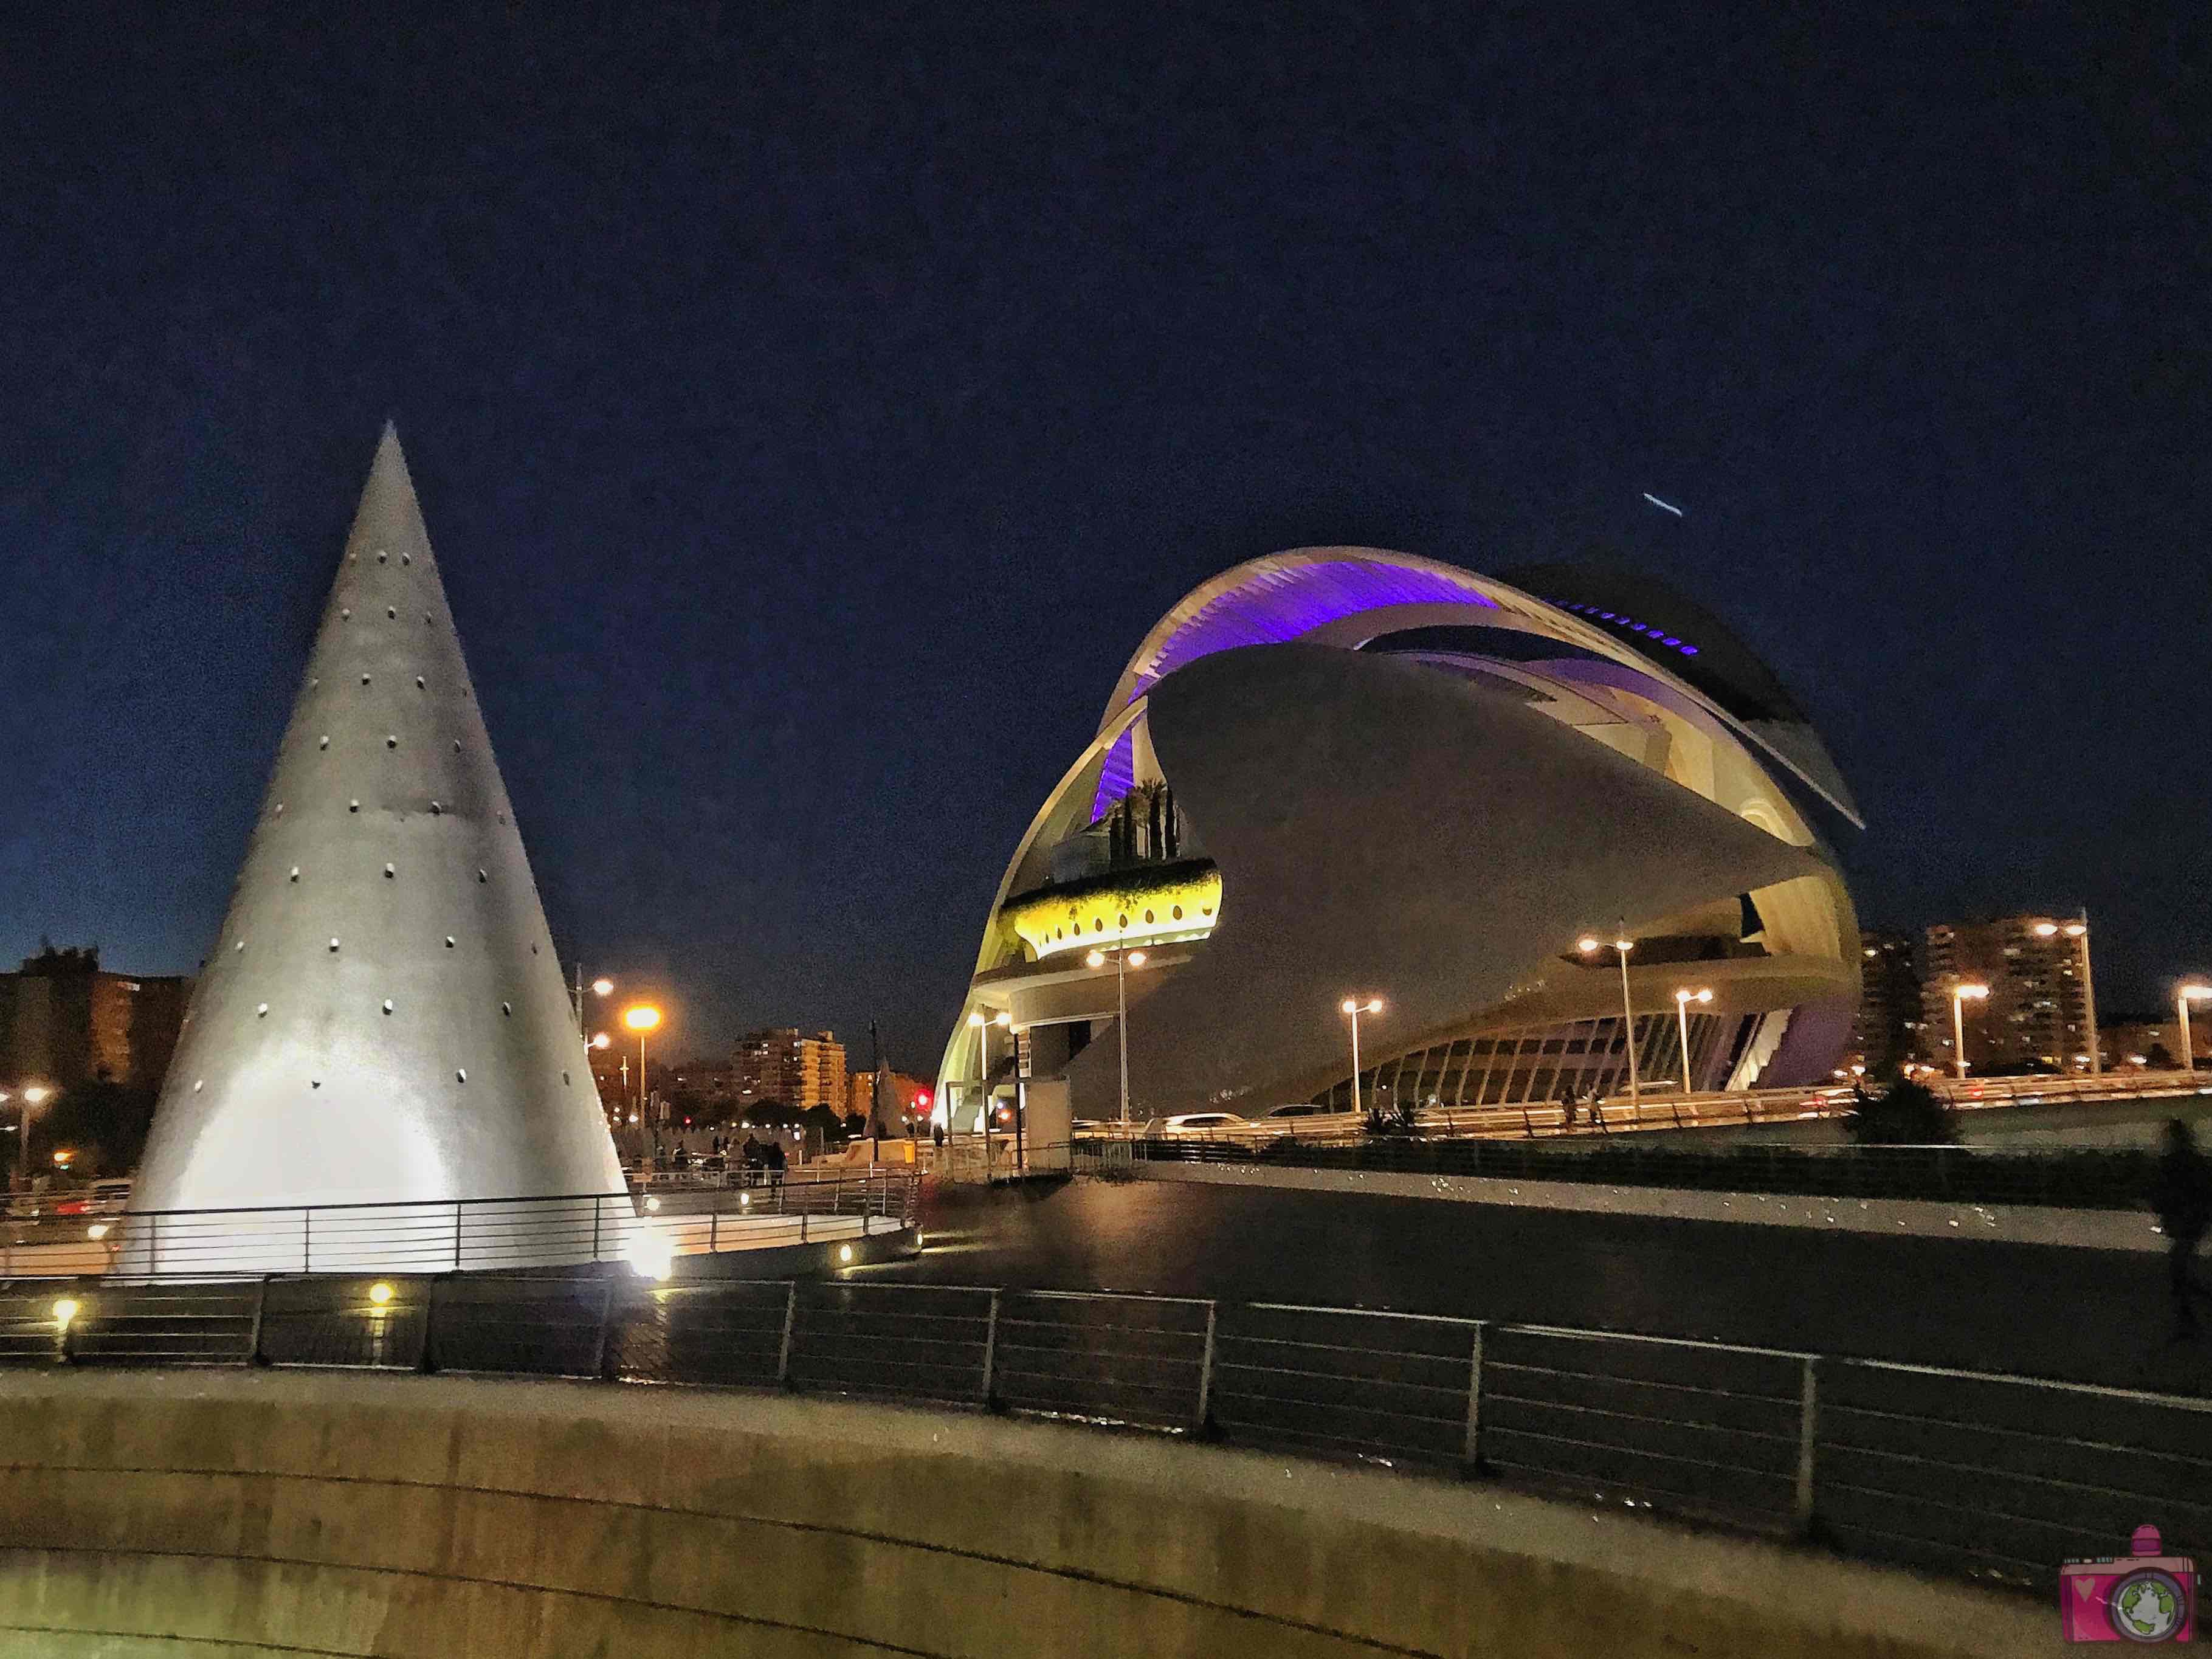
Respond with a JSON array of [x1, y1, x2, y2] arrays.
[[2, 1271, 2200, 1598], [2, 1170, 922, 1280]]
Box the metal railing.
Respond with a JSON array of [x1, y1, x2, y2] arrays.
[[0, 1172, 920, 1280], [0, 1274, 2202, 1595], [1071, 1135, 2171, 1211], [1070, 1069, 2212, 1148]]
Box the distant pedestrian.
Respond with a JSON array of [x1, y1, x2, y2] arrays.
[[932, 1122, 945, 1150], [2151, 1119, 2212, 1339], [1557, 1080, 1577, 1128]]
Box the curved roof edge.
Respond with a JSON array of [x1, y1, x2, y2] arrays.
[[1106, 548, 1864, 829]]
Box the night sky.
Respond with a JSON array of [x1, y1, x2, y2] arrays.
[[4, 6, 2205, 1070]]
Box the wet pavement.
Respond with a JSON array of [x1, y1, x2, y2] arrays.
[[879, 1175, 2212, 1398]]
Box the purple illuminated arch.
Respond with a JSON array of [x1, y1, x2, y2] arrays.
[[1125, 558, 1498, 703], [1095, 556, 1506, 819]]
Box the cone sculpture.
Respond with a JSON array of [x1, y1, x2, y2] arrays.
[[129, 427, 628, 1272]]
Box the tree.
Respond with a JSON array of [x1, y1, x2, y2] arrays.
[[1846, 1077, 1958, 1146], [30, 1080, 159, 1179], [801, 1103, 847, 1143]]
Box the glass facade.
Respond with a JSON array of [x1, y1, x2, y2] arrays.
[[1317, 1011, 1759, 1111]]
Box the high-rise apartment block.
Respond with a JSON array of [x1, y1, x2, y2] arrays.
[[0, 944, 190, 1091], [1921, 916, 2093, 1073], [734, 1029, 848, 1111], [1847, 930, 1921, 1075]]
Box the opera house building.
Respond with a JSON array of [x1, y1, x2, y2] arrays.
[[935, 548, 1863, 1139]]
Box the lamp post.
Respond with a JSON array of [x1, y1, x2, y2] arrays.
[[2179, 985, 2212, 1075], [965, 1009, 1010, 1165], [4, 1085, 50, 1194], [1340, 998, 1383, 1117], [573, 970, 615, 1044], [622, 1005, 662, 1130], [1950, 982, 1989, 1080], [1673, 988, 1713, 1092], [1579, 929, 1641, 1103], [1086, 947, 1149, 1125], [2035, 918, 2100, 1075]]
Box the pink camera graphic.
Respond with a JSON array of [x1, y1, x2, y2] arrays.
[[2061, 1525, 2196, 1643]]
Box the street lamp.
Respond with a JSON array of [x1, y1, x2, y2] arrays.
[[1086, 947, 1149, 1125], [5, 1085, 52, 1193], [965, 1009, 1011, 1148], [1673, 988, 1713, 1093], [1950, 983, 1990, 1080], [1339, 998, 1383, 1117], [2035, 917, 2100, 1075], [2179, 985, 2212, 1076], [622, 1005, 662, 1127], [573, 970, 615, 1043], [1579, 928, 1641, 1103]]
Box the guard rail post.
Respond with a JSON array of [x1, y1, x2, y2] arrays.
[[451, 1202, 463, 1272], [1464, 1322, 1484, 1473], [416, 1276, 441, 1374], [776, 1281, 798, 1387], [302, 1209, 312, 1275], [980, 1288, 1001, 1409], [591, 1276, 617, 1381], [1794, 1355, 1819, 1538], [246, 1275, 270, 1367], [1194, 1300, 1218, 1435]]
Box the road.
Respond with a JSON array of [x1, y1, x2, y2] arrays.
[[883, 1174, 2212, 1398]]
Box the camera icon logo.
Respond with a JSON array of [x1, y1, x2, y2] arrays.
[[2061, 1525, 2196, 1643]]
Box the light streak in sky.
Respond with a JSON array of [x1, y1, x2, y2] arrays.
[[1641, 492, 1685, 517]]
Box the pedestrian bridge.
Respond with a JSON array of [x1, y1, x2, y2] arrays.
[[0, 1367, 2050, 1657]]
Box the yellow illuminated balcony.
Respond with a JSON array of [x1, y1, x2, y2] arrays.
[[1001, 859, 1222, 961]]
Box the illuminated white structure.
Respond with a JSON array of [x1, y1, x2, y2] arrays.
[[126, 427, 628, 1271], [941, 548, 1864, 1127]]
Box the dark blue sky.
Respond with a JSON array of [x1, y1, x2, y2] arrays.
[[3, 5, 2205, 1067]]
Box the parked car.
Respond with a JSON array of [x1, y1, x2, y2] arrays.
[[1254, 1102, 1333, 1120], [1140, 1112, 1247, 1138]]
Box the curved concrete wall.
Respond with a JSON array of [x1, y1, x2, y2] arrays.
[[0, 1370, 2047, 1657]]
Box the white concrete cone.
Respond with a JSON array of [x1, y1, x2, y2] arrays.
[[126, 426, 633, 1276]]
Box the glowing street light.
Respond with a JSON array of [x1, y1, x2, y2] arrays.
[[1086, 946, 1149, 1125], [2179, 985, 2212, 1076], [2034, 917, 2100, 1075], [1673, 988, 1714, 1093], [622, 1005, 663, 1127], [2, 1083, 53, 1194], [590, 1032, 612, 1050], [965, 1009, 1011, 1145], [1951, 982, 1990, 1080], [1339, 997, 1384, 1117], [573, 970, 616, 1043], [1579, 927, 1641, 1103]]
